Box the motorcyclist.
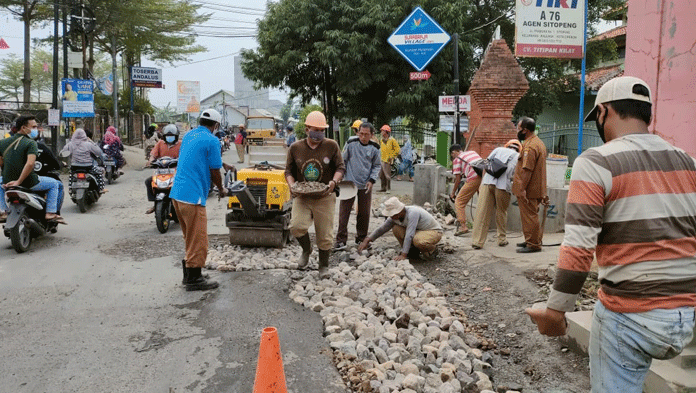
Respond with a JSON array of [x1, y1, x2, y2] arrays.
[[144, 123, 159, 159], [61, 128, 107, 192], [31, 128, 61, 178], [144, 124, 182, 214], [102, 126, 125, 170]]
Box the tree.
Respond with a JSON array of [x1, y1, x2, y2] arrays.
[[279, 96, 295, 126], [30, 49, 55, 103], [0, 0, 52, 106], [0, 54, 24, 106], [242, 0, 624, 125]]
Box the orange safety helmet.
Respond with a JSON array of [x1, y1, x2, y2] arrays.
[[505, 139, 522, 151], [304, 111, 329, 129], [380, 124, 391, 133]]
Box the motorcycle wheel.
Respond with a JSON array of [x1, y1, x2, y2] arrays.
[[390, 161, 399, 178], [10, 213, 32, 253], [155, 201, 171, 233], [107, 168, 113, 184], [77, 193, 87, 213]]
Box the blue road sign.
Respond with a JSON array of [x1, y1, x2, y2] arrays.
[[387, 7, 451, 72]]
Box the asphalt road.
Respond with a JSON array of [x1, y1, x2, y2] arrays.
[[0, 147, 347, 393]]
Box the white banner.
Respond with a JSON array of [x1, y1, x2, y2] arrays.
[[515, 0, 585, 58], [438, 95, 471, 112], [177, 81, 200, 113], [48, 109, 60, 126]]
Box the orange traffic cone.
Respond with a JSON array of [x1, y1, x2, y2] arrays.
[[252, 327, 287, 393]]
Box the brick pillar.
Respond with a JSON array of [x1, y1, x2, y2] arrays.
[[466, 40, 529, 157]]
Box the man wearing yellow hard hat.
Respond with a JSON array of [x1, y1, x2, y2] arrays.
[[285, 111, 345, 278]]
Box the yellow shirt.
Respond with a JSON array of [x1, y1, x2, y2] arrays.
[[380, 137, 400, 162]]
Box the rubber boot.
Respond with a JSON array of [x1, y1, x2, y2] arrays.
[[296, 234, 312, 269], [182, 260, 209, 284], [184, 268, 219, 291], [318, 249, 331, 279]]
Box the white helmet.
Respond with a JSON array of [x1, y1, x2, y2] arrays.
[[162, 124, 179, 136], [200, 108, 222, 124]]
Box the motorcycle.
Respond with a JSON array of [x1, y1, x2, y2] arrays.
[[150, 157, 178, 233], [2, 172, 62, 253], [69, 165, 102, 213], [102, 147, 120, 184]]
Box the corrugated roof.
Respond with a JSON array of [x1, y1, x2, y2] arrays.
[[589, 25, 626, 42]]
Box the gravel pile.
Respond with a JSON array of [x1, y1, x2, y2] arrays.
[[206, 241, 507, 393]]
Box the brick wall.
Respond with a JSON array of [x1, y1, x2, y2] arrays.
[[466, 40, 529, 157]]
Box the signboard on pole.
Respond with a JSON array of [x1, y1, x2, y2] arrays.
[[515, 0, 585, 58], [48, 109, 60, 126], [439, 115, 454, 132], [131, 67, 163, 88], [61, 78, 94, 118], [177, 81, 200, 113], [387, 6, 450, 72], [438, 95, 471, 112]]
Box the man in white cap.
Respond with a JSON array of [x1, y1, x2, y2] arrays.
[[526, 76, 696, 392], [358, 197, 443, 260]]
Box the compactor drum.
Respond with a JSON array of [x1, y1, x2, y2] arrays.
[[225, 164, 292, 248]]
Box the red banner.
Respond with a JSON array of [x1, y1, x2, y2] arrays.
[[515, 44, 583, 59]]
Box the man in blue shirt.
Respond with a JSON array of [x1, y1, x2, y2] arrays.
[[170, 108, 232, 291]]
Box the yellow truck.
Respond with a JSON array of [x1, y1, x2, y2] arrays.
[[245, 116, 277, 145]]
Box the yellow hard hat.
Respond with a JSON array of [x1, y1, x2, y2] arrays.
[[305, 111, 329, 129], [351, 119, 363, 129]]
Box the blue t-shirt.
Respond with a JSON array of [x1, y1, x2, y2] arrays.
[[170, 126, 223, 206]]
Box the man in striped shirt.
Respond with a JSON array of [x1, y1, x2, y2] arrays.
[[450, 144, 482, 236], [527, 76, 696, 392]]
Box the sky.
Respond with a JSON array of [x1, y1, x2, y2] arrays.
[[0, 0, 287, 108]]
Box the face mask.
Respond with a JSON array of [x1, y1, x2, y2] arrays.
[[595, 107, 607, 143], [165, 136, 175, 144], [308, 130, 325, 142], [517, 130, 526, 141], [29, 128, 39, 139]]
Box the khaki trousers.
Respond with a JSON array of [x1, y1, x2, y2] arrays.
[[172, 200, 208, 268], [235, 144, 245, 162], [471, 184, 512, 247], [379, 161, 391, 191], [392, 225, 442, 253], [518, 197, 542, 249], [290, 193, 336, 251], [455, 177, 482, 226]]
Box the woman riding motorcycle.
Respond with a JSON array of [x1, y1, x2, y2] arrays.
[[102, 126, 125, 169], [60, 128, 106, 191]]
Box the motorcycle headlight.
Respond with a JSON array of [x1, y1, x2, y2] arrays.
[[156, 180, 170, 188]]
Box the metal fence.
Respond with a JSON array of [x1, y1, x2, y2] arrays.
[[389, 123, 439, 158], [537, 124, 603, 165]]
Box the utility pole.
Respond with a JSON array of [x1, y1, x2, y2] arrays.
[[51, 0, 59, 153], [111, 33, 118, 130], [453, 33, 460, 146]]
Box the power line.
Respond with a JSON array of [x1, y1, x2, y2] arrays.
[[171, 51, 240, 67], [190, 0, 265, 13]]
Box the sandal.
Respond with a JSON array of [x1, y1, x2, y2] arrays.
[[46, 214, 67, 225], [0, 213, 7, 223]]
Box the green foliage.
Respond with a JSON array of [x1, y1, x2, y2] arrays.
[[279, 96, 295, 126], [0, 54, 23, 104], [94, 85, 153, 117], [294, 104, 323, 139], [242, 0, 625, 124]]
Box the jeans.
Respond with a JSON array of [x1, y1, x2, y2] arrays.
[[398, 159, 414, 178], [590, 301, 695, 393], [0, 176, 63, 214]]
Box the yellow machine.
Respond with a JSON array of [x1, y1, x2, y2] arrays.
[[226, 164, 292, 247], [245, 116, 276, 145]]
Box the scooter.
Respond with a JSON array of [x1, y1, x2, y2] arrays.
[[2, 171, 62, 253], [102, 148, 120, 184], [69, 165, 102, 213], [150, 157, 178, 233]]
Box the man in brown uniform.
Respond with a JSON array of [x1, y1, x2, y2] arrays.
[[512, 117, 547, 253], [285, 111, 345, 277]]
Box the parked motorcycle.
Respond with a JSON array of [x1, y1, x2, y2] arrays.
[[102, 148, 120, 184], [2, 172, 62, 253], [150, 157, 178, 233]]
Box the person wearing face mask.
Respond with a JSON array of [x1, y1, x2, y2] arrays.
[[285, 111, 346, 277], [169, 109, 234, 291], [526, 75, 696, 393], [0, 115, 65, 224], [511, 116, 547, 253], [144, 124, 182, 214]]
